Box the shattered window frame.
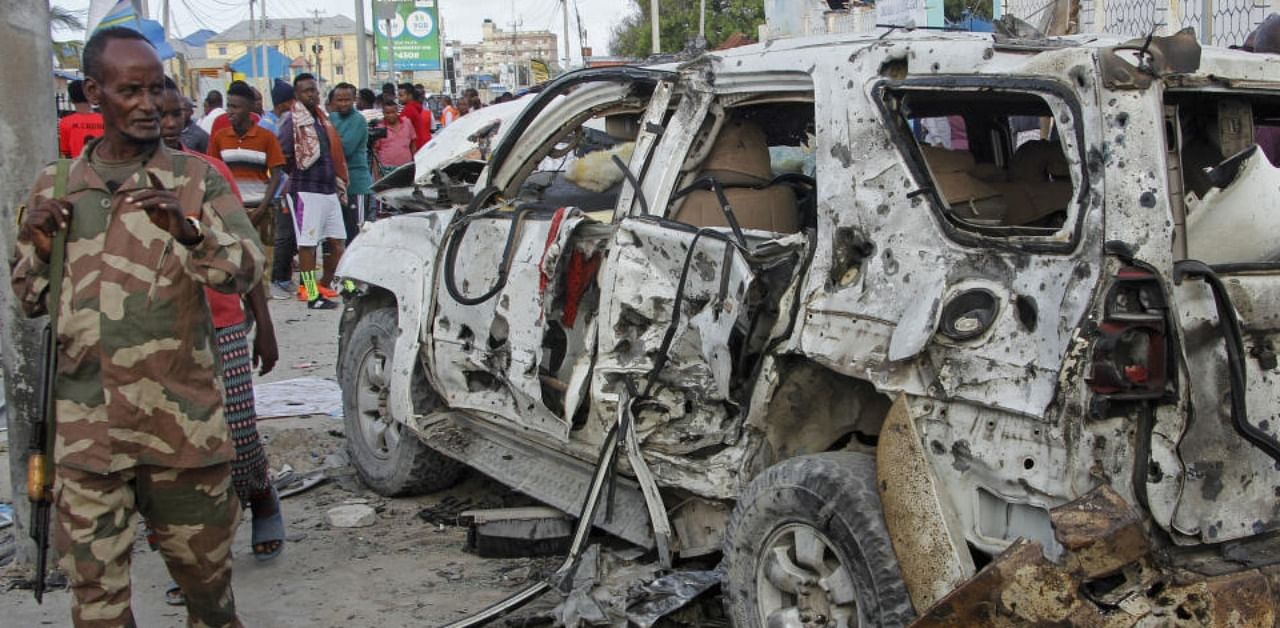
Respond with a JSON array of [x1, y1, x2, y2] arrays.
[[872, 78, 1091, 253]]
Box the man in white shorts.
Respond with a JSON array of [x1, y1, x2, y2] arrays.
[[276, 73, 349, 309]]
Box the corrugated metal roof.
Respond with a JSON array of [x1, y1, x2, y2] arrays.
[[208, 15, 362, 43]]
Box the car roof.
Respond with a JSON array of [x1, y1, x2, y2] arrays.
[[694, 28, 1280, 86]]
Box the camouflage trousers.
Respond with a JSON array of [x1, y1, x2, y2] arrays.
[[54, 463, 243, 628]]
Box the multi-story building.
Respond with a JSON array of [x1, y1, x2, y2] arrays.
[[206, 15, 374, 88], [458, 18, 557, 90]]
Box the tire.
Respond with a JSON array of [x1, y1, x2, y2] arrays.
[[722, 452, 914, 627], [339, 307, 464, 496]]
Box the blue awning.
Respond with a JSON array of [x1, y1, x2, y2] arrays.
[[229, 45, 293, 79]]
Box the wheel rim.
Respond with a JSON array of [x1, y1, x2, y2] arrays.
[[354, 343, 401, 460], [755, 523, 862, 628]]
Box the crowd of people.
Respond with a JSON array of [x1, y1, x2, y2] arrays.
[[23, 23, 507, 627]]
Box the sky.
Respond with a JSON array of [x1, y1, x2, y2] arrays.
[[55, 0, 632, 64]]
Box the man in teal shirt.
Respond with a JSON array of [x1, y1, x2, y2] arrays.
[[329, 82, 372, 242]]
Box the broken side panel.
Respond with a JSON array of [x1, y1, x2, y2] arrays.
[[592, 219, 757, 458], [798, 66, 1103, 420], [1168, 273, 1280, 544], [1149, 89, 1280, 545], [430, 212, 571, 440]]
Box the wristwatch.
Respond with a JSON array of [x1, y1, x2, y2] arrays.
[[180, 216, 205, 245]]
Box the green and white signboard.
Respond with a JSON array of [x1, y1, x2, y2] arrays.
[[374, 0, 441, 72]]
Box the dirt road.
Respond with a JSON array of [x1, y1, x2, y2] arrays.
[[0, 295, 551, 627]]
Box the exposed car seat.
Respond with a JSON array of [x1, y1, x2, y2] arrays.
[[672, 119, 801, 234], [919, 140, 1072, 227], [1003, 139, 1073, 226]]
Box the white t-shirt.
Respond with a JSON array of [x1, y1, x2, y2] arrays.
[[197, 107, 225, 135]]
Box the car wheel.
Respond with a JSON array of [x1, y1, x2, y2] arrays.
[[339, 307, 464, 496], [722, 452, 914, 628]]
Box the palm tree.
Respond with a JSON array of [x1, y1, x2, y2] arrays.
[[50, 4, 85, 33]]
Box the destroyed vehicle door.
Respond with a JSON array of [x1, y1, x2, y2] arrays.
[[428, 68, 673, 442], [1160, 90, 1280, 544], [592, 83, 814, 460]]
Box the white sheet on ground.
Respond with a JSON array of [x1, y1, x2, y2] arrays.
[[254, 377, 343, 419]]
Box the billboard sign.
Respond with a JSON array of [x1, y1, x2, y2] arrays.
[[374, 0, 441, 72]]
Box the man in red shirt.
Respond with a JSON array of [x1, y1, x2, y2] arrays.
[[208, 80, 286, 288], [398, 82, 432, 152], [58, 79, 104, 158], [210, 110, 261, 135]]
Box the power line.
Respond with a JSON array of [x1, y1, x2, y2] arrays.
[[180, 0, 235, 32], [178, 0, 217, 31]]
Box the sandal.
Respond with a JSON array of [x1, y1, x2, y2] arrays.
[[164, 580, 185, 606], [251, 486, 286, 562]]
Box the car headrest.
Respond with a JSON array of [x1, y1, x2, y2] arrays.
[[700, 118, 773, 185], [1011, 140, 1070, 181]]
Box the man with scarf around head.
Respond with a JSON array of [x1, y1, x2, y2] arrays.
[[275, 73, 349, 309]]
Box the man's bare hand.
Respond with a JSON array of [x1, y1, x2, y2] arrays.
[[249, 202, 270, 225], [20, 198, 73, 262], [127, 173, 202, 245], [252, 323, 279, 375]]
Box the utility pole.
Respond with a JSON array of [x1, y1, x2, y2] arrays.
[[699, 0, 706, 45], [354, 0, 369, 88], [260, 0, 269, 88], [650, 0, 660, 55], [281, 23, 288, 80], [574, 0, 588, 63], [560, 0, 570, 69], [387, 18, 396, 83], [250, 0, 260, 83], [313, 42, 324, 83], [507, 15, 522, 88], [310, 10, 324, 84], [0, 0, 55, 573]]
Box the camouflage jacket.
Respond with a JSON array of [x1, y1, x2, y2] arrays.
[[10, 141, 264, 474]]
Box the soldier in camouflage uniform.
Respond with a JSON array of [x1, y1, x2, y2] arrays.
[[10, 28, 262, 628]]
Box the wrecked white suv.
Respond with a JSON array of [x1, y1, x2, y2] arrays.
[[337, 27, 1280, 625]]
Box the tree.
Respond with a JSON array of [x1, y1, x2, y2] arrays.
[[50, 4, 85, 32], [609, 0, 766, 59]]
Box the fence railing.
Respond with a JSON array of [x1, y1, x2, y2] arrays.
[[1003, 0, 1271, 46]]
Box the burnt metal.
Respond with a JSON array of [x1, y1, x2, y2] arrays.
[[913, 485, 1280, 627], [1099, 28, 1203, 91], [1174, 260, 1280, 464]]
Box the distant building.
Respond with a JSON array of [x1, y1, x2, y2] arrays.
[[459, 19, 557, 89], [583, 56, 633, 68], [206, 15, 374, 86]]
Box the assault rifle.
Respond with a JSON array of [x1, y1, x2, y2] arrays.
[[27, 158, 69, 603]]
